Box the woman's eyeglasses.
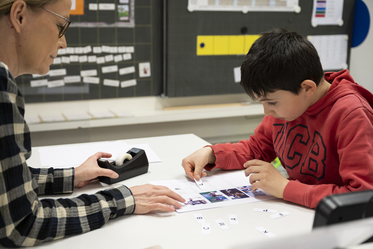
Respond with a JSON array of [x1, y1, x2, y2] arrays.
[[42, 7, 71, 38]]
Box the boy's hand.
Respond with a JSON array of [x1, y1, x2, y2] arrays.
[[244, 159, 289, 198], [181, 147, 216, 180], [74, 152, 119, 188]]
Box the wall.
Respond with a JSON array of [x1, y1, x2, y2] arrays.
[[29, 1, 373, 147], [350, 0, 373, 92]]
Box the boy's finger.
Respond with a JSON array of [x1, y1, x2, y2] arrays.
[[244, 159, 265, 168], [249, 173, 259, 184], [185, 168, 195, 180], [194, 167, 207, 181], [244, 166, 261, 176]]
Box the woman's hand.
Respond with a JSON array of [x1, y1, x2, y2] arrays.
[[130, 184, 186, 214], [74, 152, 118, 188]]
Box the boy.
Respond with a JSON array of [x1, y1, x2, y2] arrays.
[[181, 28, 373, 209], [0, 1, 184, 246]]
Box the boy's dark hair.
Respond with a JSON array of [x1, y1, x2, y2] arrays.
[[240, 28, 324, 99]]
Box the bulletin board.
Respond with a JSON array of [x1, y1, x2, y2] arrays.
[[16, 0, 164, 103], [16, 0, 356, 103], [165, 0, 356, 97]]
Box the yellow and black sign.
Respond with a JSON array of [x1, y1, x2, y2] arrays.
[[196, 35, 261, 56]]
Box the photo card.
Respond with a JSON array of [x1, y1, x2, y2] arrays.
[[237, 185, 266, 197], [184, 195, 209, 206], [200, 191, 229, 203], [220, 188, 250, 200]]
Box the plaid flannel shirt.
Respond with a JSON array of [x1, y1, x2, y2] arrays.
[[0, 62, 135, 247]]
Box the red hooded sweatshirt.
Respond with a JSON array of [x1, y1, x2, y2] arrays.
[[208, 70, 373, 208]]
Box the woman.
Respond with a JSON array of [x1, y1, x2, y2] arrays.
[[0, 0, 184, 247]]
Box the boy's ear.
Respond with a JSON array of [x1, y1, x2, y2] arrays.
[[301, 80, 317, 96], [9, 0, 28, 33]]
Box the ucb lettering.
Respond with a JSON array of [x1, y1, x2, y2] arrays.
[[284, 124, 310, 170], [300, 131, 326, 181], [274, 124, 326, 181]]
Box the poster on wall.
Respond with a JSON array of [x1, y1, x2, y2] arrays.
[[70, 0, 135, 27], [187, 0, 301, 13]]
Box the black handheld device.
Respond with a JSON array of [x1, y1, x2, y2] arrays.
[[313, 190, 373, 244], [313, 190, 373, 228], [97, 147, 149, 184]]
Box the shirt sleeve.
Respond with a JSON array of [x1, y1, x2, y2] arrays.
[[0, 163, 135, 247], [0, 65, 136, 247], [29, 167, 75, 195], [206, 116, 277, 171]]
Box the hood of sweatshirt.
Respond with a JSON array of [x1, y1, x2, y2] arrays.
[[305, 69, 373, 116]]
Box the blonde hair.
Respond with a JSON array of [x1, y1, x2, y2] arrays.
[[0, 0, 59, 16]]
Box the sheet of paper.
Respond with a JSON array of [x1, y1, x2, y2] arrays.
[[121, 79, 137, 88], [71, 0, 76, 10], [39, 113, 65, 122], [255, 226, 277, 238], [194, 178, 206, 189], [194, 213, 205, 224], [88, 110, 116, 119], [254, 208, 277, 213], [201, 223, 211, 234], [215, 219, 230, 230], [151, 171, 274, 213], [271, 211, 291, 219], [311, 0, 344, 27], [36, 141, 161, 168], [110, 110, 134, 118], [63, 112, 92, 121], [24, 114, 40, 124], [308, 34, 348, 70], [233, 66, 240, 83], [229, 214, 239, 224]]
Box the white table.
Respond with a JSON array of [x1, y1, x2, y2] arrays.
[[26, 134, 315, 249]]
